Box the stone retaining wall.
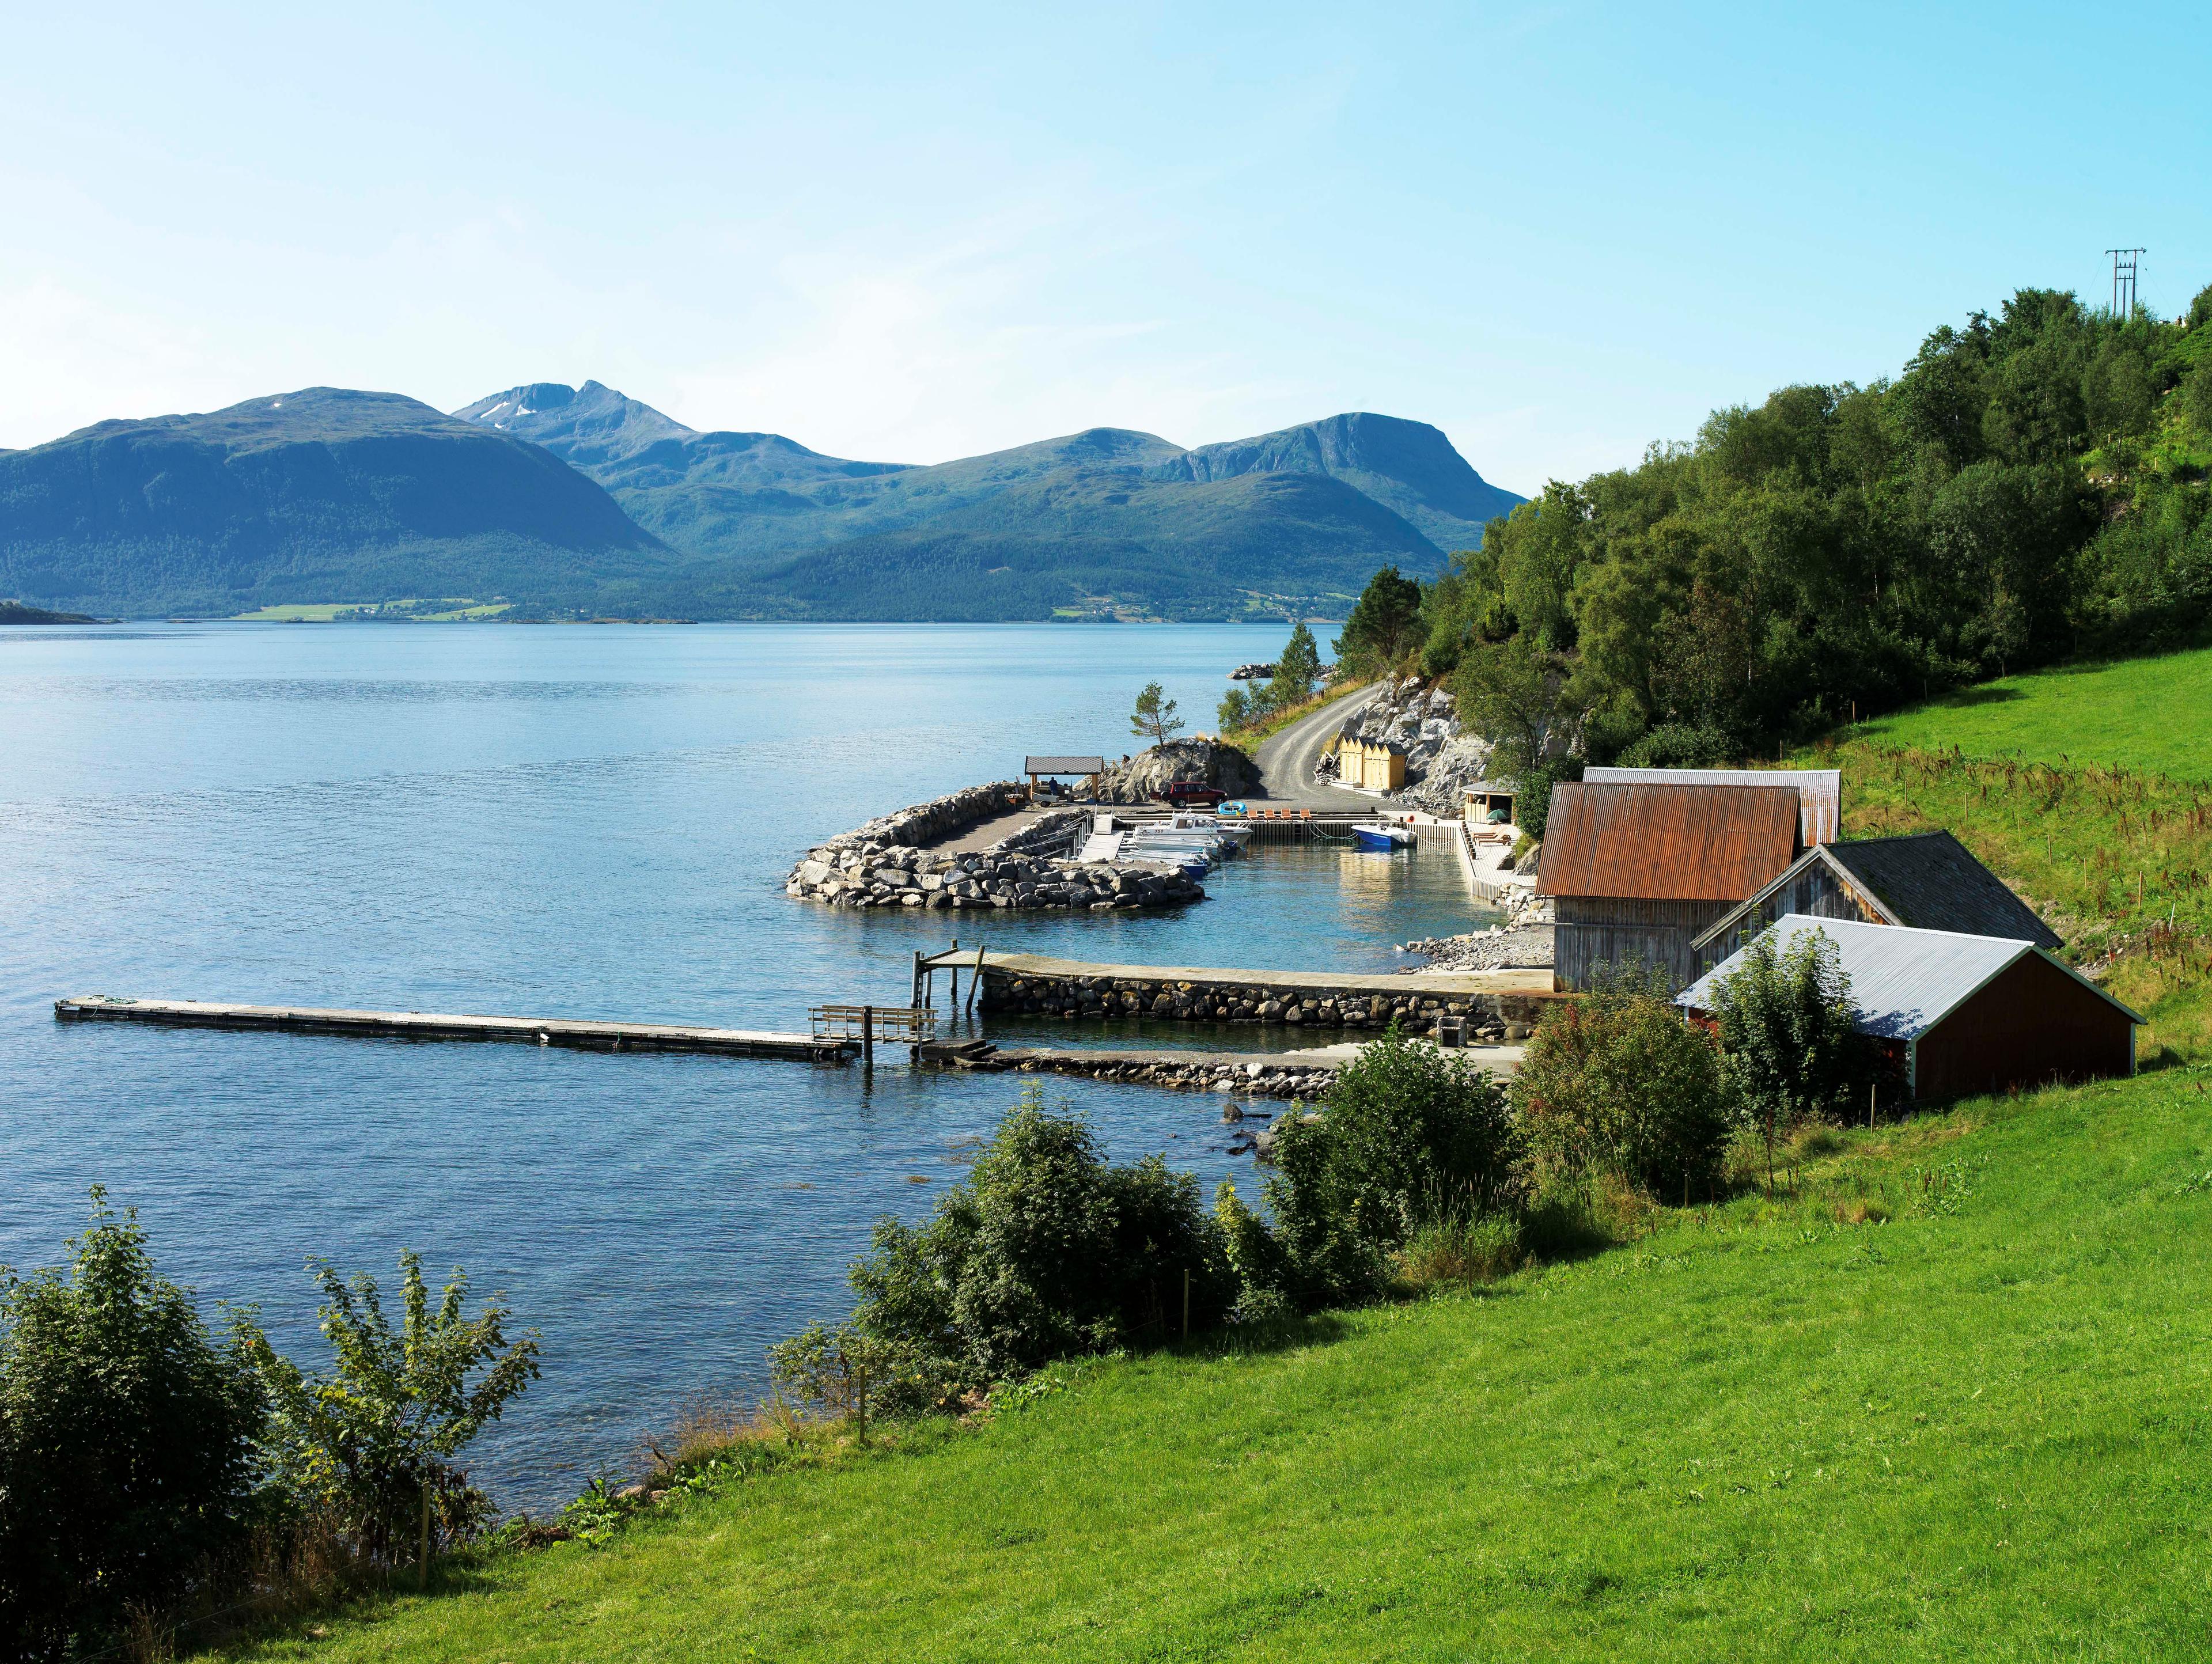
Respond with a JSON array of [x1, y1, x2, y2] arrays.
[[980, 967, 1549, 1037]]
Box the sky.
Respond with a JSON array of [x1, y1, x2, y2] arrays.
[[3, 2, 2206, 494]]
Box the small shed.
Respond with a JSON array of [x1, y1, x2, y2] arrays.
[[1691, 830, 2061, 975], [1024, 755, 1105, 801], [1582, 766, 1843, 846], [1339, 736, 1407, 792], [1538, 781, 1802, 992], [1464, 782, 1517, 825], [1679, 915, 2141, 1101]]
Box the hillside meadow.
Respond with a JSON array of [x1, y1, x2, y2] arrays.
[[209, 1064, 2212, 1663]]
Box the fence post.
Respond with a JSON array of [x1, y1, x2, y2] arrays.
[[1182, 1267, 1190, 1339], [420, 1480, 431, 1591]]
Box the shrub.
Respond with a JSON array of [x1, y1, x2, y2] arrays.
[[0, 1189, 267, 1661], [1708, 925, 1869, 1179], [849, 1089, 1234, 1390], [238, 1253, 541, 1566], [1265, 1025, 1522, 1303], [768, 1324, 912, 1442], [1512, 970, 1738, 1202]]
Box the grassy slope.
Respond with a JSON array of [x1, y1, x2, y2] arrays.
[[219, 1069, 2212, 1662], [1855, 645, 2212, 782], [1796, 646, 2212, 1060]]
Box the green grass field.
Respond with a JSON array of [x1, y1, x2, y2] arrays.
[[1856, 646, 2212, 782], [210, 1067, 2212, 1662]]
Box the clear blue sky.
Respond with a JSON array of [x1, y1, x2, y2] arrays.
[[3, 2, 2204, 493]]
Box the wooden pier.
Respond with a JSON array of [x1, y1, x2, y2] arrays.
[[54, 995, 857, 1062]]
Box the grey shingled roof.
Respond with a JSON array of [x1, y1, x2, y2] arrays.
[[1826, 831, 2062, 949], [1025, 756, 1106, 774], [1678, 915, 2138, 1040]]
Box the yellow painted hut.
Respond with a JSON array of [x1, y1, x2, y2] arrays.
[[1338, 736, 1407, 792]]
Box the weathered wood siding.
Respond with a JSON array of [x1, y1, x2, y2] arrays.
[[1691, 865, 1881, 976], [1555, 896, 1736, 993]]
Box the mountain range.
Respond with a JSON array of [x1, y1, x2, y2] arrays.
[[1, 381, 1524, 620]]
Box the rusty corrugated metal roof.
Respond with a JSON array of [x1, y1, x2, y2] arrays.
[[1537, 782, 1800, 901], [1582, 766, 1841, 844]]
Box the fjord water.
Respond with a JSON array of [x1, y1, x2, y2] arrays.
[[0, 623, 1483, 1509]]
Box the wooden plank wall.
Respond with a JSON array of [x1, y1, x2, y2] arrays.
[[1691, 867, 1873, 976], [1555, 896, 1734, 992]]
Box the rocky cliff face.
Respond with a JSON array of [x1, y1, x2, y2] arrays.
[[1320, 677, 1501, 814]]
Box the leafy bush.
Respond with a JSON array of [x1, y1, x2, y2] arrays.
[[0, 1191, 266, 1660], [1512, 971, 1738, 1201], [1708, 926, 1868, 1174], [238, 1253, 541, 1564], [849, 1089, 1234, 1390], [768, 1324, 912, 1442], [1264, 1025, 1522, 1303]]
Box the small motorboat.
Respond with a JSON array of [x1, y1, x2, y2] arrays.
[[1351, 821, 1416, 852]]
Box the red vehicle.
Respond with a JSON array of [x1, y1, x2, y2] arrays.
[[1157, 781, 1227, 808]]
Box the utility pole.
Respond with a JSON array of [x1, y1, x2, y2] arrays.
[[2106, 248, 2145, 319]]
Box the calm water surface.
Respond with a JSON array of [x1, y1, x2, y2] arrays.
[[0, 623, 1487, 1508]]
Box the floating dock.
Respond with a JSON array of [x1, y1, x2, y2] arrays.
[[54, 995, 857, 1062]]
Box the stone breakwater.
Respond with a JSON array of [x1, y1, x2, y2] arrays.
[[952, 1049, 1338, 1101], [786, 795, 1205, 911], [979, 960, 1552, 1037]]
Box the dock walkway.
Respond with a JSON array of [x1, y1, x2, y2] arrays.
[[54, 996, 855, 1062]]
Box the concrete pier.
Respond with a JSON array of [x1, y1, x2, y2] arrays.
[[54, 995, 856, 1062]]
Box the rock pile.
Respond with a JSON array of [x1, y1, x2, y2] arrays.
[[787, 805, 1204, 911], [1398, 890, 1556, 974], [1085, 738, 1260, 805], [986, 1052, 1336, 1101]]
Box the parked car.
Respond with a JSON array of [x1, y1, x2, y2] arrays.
[[1158, 781, 1227, 808]]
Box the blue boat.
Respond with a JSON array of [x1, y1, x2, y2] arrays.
[[1351, 822, 1415, 852]]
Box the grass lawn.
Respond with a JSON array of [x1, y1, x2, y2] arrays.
[[1855, 646, 2212, 782], [212, 1066, 2212, 1662]]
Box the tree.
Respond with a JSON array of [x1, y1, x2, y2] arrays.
[[0, 1190, 266, 1659], [1451, 631, 1589, 837], [1215, 684, 1253, 734], [1334, 567, 1426, 672], [849, 1089, 1233, 1388], [237, 1253, 541, 1563], [768, 1324, 910, 1443], [1272, 620, 1323, 704], [1263, 1025, 1521, 1303], [1510, 970, 1737, 1200], [2183, 356, 2212, 439], [1709, 926, 1867, 1188], [1130, 681, 1185, 745]]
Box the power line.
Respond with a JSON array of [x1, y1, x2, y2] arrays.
[[2105, 247, 2145, 319]]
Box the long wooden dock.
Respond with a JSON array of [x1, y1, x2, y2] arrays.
[[54, 995, 857, 1062]]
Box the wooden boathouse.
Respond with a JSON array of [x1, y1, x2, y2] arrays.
[[1689, 829, 2060, 977], [1538, 780, 1802, 992], [1680, 915, 2141, 1101]]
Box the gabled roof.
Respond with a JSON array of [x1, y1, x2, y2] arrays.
[[1025, 756, 1105, 774], [1583, 766, 1841, 845], [1691, 831, 2062, 953], [1677, 914, 2141, 1040], [1537, 782, 1800, 902]]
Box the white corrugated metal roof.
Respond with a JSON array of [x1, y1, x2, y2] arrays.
[[1583, 766, 1842, 844], [1676, 914, 2121, 1040]]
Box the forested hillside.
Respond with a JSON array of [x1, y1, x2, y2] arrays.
[[0, 389, 671, 617], [1424, 282, 2212, 771], [458, 383, 1521, 619]]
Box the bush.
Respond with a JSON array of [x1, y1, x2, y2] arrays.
[[1708, 925, 1868, 1178], [1264, 1025, 1522, 1303], [1511, 970, 1738, 1202], [849, 1089, 1234, 1390], [238, 1253, 541, 1565], [0, 1189, 266, 1660]]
